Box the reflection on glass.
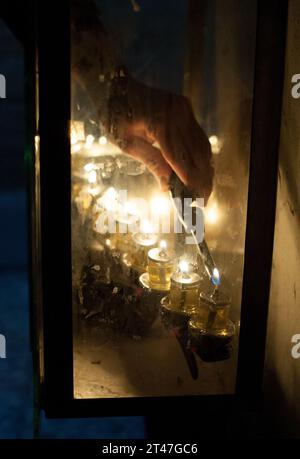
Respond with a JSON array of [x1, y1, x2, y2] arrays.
[[71, 0, 256, 399]]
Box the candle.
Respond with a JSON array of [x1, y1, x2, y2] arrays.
[[132, 220, 158, 247], [147, 240, 174, 291], [169, 260, 201, 314], [188, 288, 234, 362], [131, 220, 158, 273], [193, 288, 231, 332]]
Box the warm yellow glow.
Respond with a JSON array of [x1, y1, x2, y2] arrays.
[[84, 162, 95, 172], [105, 238, 111, 247], [209, 135, 218, 146], [160, 240, 167, 250], [88, 170, 97, 184], [150, 195, 171, 216], [209, 135, 221, 154], [205, 202, 219, 224], [99, 135, 108, 145], [85, 134, 94, 149], [179, 260, 189, 274], [141, 219, 154, 234]]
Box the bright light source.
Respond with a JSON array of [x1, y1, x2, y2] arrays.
[[150, 195, 171, 216], [209, 135, 221, 154], [179, 260, 189, 274], [159, 240, 167, 250], [212, 267, 221, 286], [99, 136, 108, 146], [141, 219, 154, 234], [84, 163, 95, 172], [205, 202, 219, 224]]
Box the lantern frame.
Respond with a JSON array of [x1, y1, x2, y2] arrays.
[[27, 0, 288, 418]]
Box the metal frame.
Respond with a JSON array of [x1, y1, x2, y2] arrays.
[[31, 0, 288, 418]]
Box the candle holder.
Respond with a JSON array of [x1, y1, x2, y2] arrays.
[[147, 240, 174, 291], [169, 261, 201, 314], [131, 231, 158, 274], [188, 288, 235, 362]]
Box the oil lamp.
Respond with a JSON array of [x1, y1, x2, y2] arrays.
[[130, 220, 158, 274], [169, 260, 201, 315], [189, 278, 235, 361], [147, 240, 174, 291]]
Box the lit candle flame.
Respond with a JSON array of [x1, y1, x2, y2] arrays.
[[209, 135, 221, 154], [160, 240, 167, 251], [205, 202, 218, 224], [212, 267, 221, 286], [150, 195, 171, 216], [84, 163, 95, 173], [141, 219, 154, 234], [99, 135, 108, 145], [179, 260, 189, 274]]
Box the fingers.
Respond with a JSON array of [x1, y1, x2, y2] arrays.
[[120, 136, 172, 191], [154, 95, 214, 202]]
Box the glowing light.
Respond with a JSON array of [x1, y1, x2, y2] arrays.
[[209, 135, 218, 146], [99, 135, 108, 146], [85, 134, 94, 149], [105, 239, 111, 247], [141, 219, 154, 234], [205, 202, 219, 225], [209, 135, 221, 154], [150, 195, 171, 216], [212, 268, 221, 286], [88, 170, 97, 184], [179, 260, 189, 274], [84, 163, 95, 172], [160, 240, 167, 250]]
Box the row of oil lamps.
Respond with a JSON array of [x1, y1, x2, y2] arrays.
[[71, 136, 235, 353]]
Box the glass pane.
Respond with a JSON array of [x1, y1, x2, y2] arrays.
[[71, 0, 256, 398]]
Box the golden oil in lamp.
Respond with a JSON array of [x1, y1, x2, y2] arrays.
[[169, 260, 201, 315], [131, 220, 158, 274], [147, 240, 174, 291]]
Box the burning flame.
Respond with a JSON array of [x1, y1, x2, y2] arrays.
[[159, 240, 167, 250], [150, 195, 171, 216], [179, 260, 189, 274], [209, 135, 222, 154], [99, 135, 108, 145], [212, 267, 221, 286], [141, 219, 154, 234], [205, 201, 219, 225]]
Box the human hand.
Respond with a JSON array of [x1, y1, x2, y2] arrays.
[[116, 79, 214, 204]]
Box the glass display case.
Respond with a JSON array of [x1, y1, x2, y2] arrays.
[[29, 0, 288, 416]]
